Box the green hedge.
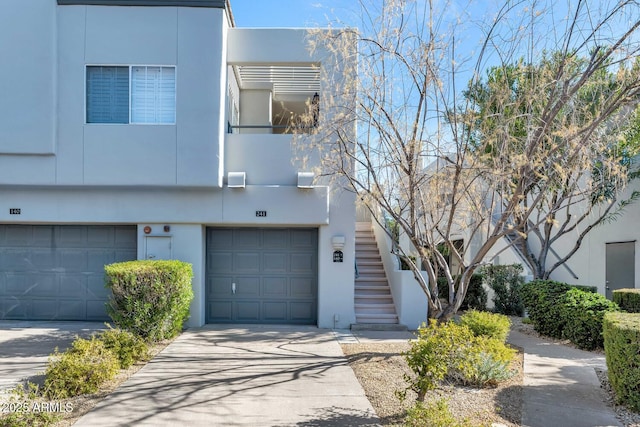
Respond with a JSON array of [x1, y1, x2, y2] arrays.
[[603, 312, 640, 411], [479, 264, 525, 316], [105, 260, 194, 342], [613, 289, 640, 313], [559, 288, 619, 350], [520, 280, 596, 339], [437, 274, 487, 311]]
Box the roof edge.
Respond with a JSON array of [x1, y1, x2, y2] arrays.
[[57, 0, 225, 7]]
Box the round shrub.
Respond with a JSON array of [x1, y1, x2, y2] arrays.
[[520, 280, 573, 338], [457, 335, 516, 387], [459, 310, 511, 342], [559, 288, 619, 350], [480, 264, 525, 316], [100, 327, 149, 369], [106, 260, 194, 342], [44, 337, 119, 398]]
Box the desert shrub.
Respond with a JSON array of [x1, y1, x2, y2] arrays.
[[401, 319, 515, 400], [520, 280, 597, 339], [459, 310, 511, 342], [437, 274, 487, 311], [480, 264, 525, 316], [44, 337, 119, 398], [405, 399, 472, 427], [454, 335, 516, 387], [99, 326, 149, 369], [603, 312, 640, 411], [559, 289, 619, 350], [401, 320, 475, 401], [613, 289, 640, 313], [105, 260, 194, 342], [0, 383, 63, 427]]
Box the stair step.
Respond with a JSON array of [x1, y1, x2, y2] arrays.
[[355, 315, 399, 324], [356, 277, 388, 282], [351, 323, 407, 331]]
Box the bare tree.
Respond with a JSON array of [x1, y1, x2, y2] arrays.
[[298, 0, 640, 320]]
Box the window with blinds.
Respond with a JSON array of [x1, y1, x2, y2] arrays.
[[86, 65, 176, 124]]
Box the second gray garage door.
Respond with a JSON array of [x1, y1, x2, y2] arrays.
[[0, 225, 137, 321], [206, 228, 318, 324]]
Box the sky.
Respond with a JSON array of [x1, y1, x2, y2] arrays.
[[229, 0, 354, 28]]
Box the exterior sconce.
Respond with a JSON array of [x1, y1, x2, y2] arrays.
[[143, 226, 152, 234], [297, 172, 315, 189], [228, 172, 246, 188]]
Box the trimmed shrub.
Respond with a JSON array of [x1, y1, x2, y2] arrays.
[[480, 264, 525, 316], [457, 336, 516, 387], [401, 320, 475, 401], [520, 280, 597, 339], [459, 310, 511, 342], [99, 326, 149, 369], [437, 274, 487, 311], [603, 312, 640, 411], [44, 337, 119, 398], [559, 288, 619, 350], [105, 260, 194, 342], [613, 288, 640, 313], [405, 399, 472, 427], [401, 319, 516, 400]]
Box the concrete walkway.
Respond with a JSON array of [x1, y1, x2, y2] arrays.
[[75, 325, 379, 427], [508, 330, 621, 427]]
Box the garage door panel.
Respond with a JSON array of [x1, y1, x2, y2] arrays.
[[235, 229, 260, 248], [210, 252, 233, 273], [236, 277, 260, 297], [263, 302, 287, 321], [59, 250, 88, 272], [234, 253, 260, 273], [208, 301, 233, 322], [87, 250, 116, 271], [2, 250, 32, 271], [115, 249, 136, 263], [62, 275, 88, 296], [291, 253, 315, 274], [87, 227, 113, 247], [263, 229, 288, 248], [25, 274, 58, 296], [58, 300, 86, 319], [291, 229, 315, 248], [0, 225, 136, 321], [206, 228, 317, 324], [291, 302, 316, 322], [263, 252, 287, 273], [263, 277, 287, 297], [57, 227, 87, 247], [291, 277, 315, 298], [209, 276, 233, 296], [236, 301, 260, 321], [86, 300, 108, 321]]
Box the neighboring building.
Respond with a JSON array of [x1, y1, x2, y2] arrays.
[[0, 0, 357, 328]]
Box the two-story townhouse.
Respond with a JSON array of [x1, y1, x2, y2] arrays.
[[0, 0, 358, 329]]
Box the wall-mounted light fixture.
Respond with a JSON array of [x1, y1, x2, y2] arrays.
[[331, 235, 346, 251], [143, 226, 152, 234]]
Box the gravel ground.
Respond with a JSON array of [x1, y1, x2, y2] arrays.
[[341, 341, 523, 426]]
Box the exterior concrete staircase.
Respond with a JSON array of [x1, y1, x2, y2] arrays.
[[354, 222, 399, 325]]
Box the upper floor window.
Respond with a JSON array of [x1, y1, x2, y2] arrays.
[[86, 66, 176, 124]]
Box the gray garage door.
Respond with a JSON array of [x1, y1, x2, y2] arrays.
[[206, 228, 318, 324], [0, 225, 137, 321]]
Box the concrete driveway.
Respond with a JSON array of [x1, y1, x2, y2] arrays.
[[75, 325, 379, 427], [0, 320, 105, 393]]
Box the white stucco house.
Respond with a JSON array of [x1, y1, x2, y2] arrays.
[[0, 0, 365, 329]]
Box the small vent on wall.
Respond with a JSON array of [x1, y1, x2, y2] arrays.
[[228, 172, 246, 188], [297, 172, 314, 189]]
